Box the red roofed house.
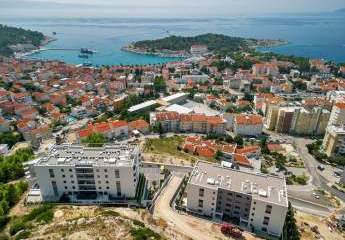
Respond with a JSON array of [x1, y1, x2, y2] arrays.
[[128, 119, 149, 134]]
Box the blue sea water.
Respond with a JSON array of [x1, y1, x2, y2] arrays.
[[1, 14, 345, 66]]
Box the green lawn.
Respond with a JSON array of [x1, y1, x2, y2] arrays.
[[143, 136, 215, 163]]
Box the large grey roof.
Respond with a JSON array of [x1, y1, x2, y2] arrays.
[[36, 144, 139, 167], [189, 161, 288, 207]]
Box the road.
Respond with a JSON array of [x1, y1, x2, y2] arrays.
[[153, 175, 228, 240], [293, 137, 345, 202]]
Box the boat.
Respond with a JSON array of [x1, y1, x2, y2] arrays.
[[78, 54, 89, 59], [82, 61, 92, 67], [80, 48, 95, 54], [52, 32, 57, 35]]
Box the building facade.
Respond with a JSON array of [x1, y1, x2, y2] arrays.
[[34, 144, 140, 202], [323, 126, 345, 157], [186, 161, 288, 237], [234, 114, 263, 136]]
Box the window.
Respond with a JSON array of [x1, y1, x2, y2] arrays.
[[70, 175, 73, 178], [63, 180, 66, 184], [265, 205, 272, 214], [105, 175, 108, 178], [98, 181, 101, 184], [198, 199, 203, 208], [69, 169, 73, 172], [199, 188, 204, 197], [261, 227, 267, 232], [49, 169, 55, 178], [227, 192, 233, 196], [106, 181, 109, 184], [98, 187, 102, 190], [72, 186, 75, 189], [61, 169, 64, 172], [263, 217, 270, 225], [96, 169, 99, 172], [106, 186, 109, 189], [104, 169, 107, 173], [115, 169, 120, 178], [71, 181, 75, 184], [116, 181, 121, 196], [236, 194, 242, 198], [64, 186, 67, 189], [62, 175, 65, 178], [51, 181, 58, 196]]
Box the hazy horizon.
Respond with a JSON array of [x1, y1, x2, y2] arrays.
[[1, 0, 345, 19]]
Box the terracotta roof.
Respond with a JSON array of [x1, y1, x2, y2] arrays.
[[128, 119, 149, 130], [335, 102, 345, 110], [185, 136, 201, 143], [196, 146, 215, 158], [156, 112, 180, 121], [110, 120, 128, 129], [78, 128, 93, 138], [94, 122, 111, 133], [235, 114, 263, 125], [206, 116, 225, 125], [233, 154, 251, 167], [235, 145, 260, 155], [267, 144, 284, 152]]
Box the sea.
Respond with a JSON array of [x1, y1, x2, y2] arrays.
[[1, 13, 345, 66]]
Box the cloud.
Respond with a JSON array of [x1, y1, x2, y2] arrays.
[[1, 0, 345, 18]]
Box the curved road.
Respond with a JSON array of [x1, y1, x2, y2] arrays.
[[293, 137, 345, 201]]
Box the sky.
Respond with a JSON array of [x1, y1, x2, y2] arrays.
[[1, 0, 345, 18]]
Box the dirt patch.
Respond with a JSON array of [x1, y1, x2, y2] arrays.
[[296, 211, 345, 240]]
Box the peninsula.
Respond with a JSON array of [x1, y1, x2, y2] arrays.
[[122, 33, 287, 57], [0, 24, 53, 57]]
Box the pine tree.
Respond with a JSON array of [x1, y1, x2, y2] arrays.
[[282, 202, 300, 240]]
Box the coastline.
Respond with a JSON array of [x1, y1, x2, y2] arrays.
[[15, 35, 57, 59], [121, 44, 190, 58], [121, 38, 288, 58]]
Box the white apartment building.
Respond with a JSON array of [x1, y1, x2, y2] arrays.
[[323, 125, 345, 157], [186, 161, 288, 238], [328, 102, 345, 126], [234, 114, 263, 136], [34, 144, 140, 203]]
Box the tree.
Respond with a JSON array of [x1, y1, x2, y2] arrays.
[[81, 133, 105, 147], [234, 135, 244, 147], [282, 202, 300, 240], [215, 151, 223, 160]]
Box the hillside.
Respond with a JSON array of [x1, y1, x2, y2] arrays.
[[128, 33, 285, 57], [0, 24, 45, 57]]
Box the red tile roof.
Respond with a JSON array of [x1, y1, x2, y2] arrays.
[[128, 119, 149, 130], [110, 120, 128, 129], [235, 114, 263, 125]]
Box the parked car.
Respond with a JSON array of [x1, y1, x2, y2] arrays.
[[317, 165, 325, 171]]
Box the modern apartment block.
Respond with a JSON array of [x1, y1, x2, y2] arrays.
[[186, 161, 288, 237], [34, 144, 140, 202], [150, 112, 226, 135], [265, 106, 330, 136], [323, 125, 345, 157], [328, 102, 345, 127]]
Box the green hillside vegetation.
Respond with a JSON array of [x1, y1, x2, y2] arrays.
[[133, 33, 255, 55], [0, 24, 45, 56]]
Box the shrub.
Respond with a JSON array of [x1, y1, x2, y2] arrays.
[[101, 210, 120, 217], [0, 216, 10, 230], [9, 220, 25, 236], [132, 219, 145, 227]]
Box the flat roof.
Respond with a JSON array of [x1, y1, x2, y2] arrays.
[[189, 161, 288, 207], [164, 104, 192, 114], [161, 92, 188, 102], [36, 144, 139, 167], [128, 100, 157, 113]]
